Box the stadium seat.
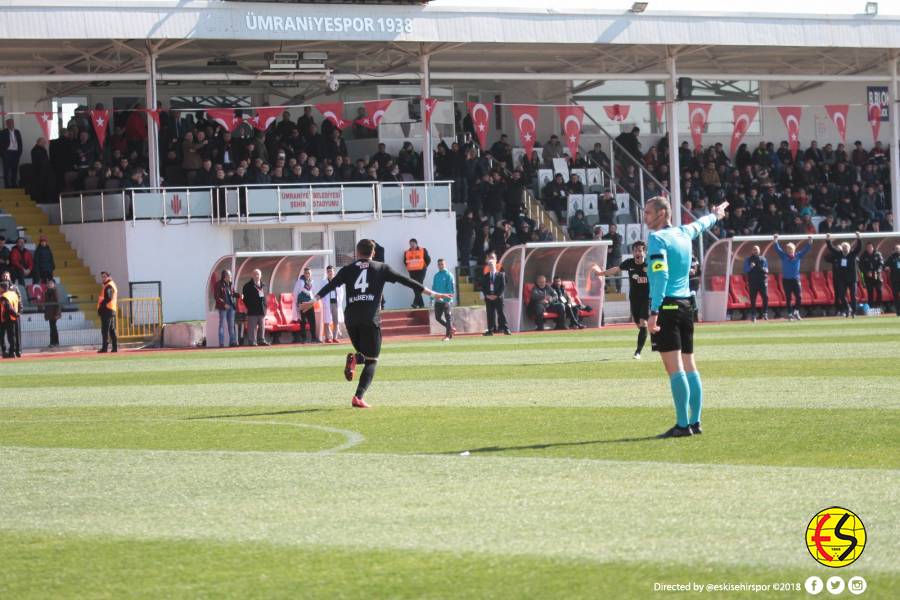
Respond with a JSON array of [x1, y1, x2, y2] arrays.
[[562, 280, 594, 317], [810, 271, 833, 305], [856, 280, 868, 304], [279, 293, 301, 332], [800, 273, 826, 306], [728, 275, 751, 310], [709, 275, 726, 292], [881, 271, 894, 303], [766, 274, 786, 308]]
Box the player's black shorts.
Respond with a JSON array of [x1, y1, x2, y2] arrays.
[[651, 298, 694, 353], [629, 295, 649, 324], [347, 322, 382, 359]]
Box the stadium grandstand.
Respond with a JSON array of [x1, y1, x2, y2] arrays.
[[0, 0, 899, 344]]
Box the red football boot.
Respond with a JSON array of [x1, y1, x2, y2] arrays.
[[344, 353, 357, 381], [351, 396, 371, 409]]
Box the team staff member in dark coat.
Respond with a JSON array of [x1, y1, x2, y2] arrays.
[[44, 279, 61, 347], [242, 269, 269, 346], [97, 270, 118, 353], [299, 239, 451, 408], [403, 238, 431, 308], [886, 244, 900, 316], [858, 242, 885, 308], [550, 276, 585, 330], [825, 232, 862, 318], [743, 245, 769, 322], [480, 252, 511, 336], [33, 236, 55, 283], [30, 138, 55, 204], [602, 224, 624, 292], [528, 275, 565, 331]]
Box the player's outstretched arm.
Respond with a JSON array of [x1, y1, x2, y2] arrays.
[[591, 263, 620, 277]]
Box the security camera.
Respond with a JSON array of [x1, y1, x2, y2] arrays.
[[326, 74, 340, 93]]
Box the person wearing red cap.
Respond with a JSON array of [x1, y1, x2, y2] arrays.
[[34, 235, 55, 284]]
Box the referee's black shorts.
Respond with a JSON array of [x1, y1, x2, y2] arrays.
[[347, 322, 382, 359], [630, 295, 649, 324], [651, 297, 694, 354]]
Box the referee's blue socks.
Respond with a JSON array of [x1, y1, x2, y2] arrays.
[[669, 371, 690, 428], [686, 370, 703, 425]]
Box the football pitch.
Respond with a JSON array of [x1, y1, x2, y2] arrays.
[[1, 318, 898, 599]]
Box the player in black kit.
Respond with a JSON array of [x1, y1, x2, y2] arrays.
[[591, 240, 650, 359], [299, 239, 452, 408]]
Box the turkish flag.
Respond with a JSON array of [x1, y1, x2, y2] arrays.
[[315, 102, 349, 130], [422, 97, 439, 129], [603, 103, 630, 122], [250, 106, 283, 132], [776, 106, 803, 160], [687, 102, 712, 150], [142, 108, 161, 128], [467, 101, 493, 148], [32, 112, 54, 139], [356, 99, 393, 130], [510, 105, 539, 158], [824, 104, 849, 144], [649, 101, 665, 124], [90, 109, 112, 148], [730, 105, 759, 156], [868, 103, 883, 144], [556, 105, 585, 158], [206, 109, 240, 133]]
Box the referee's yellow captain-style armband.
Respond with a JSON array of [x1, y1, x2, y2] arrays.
[[650, 260, 667, 272]]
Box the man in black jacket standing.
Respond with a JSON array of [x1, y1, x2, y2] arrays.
[[242, 269, 270, 346], [480, 252, 510, 336], [858, 242, 885, 309], [886, 244, 900, 316], [0, 118, 23, 188], [825, 232, 862, 318]]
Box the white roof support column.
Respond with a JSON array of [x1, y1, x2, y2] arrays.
[[420, 47, 434, 181], [665, 55, 682, 226], [145, 42, 160, 188], [891, 57, 900, 232]]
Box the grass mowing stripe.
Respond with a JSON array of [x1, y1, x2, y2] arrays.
[[2, 406, 898, 469], [3, 531, 897, 600], [3, 356, 895, 388], [1, 447, 897, 573], [3, 376, 900, 410]]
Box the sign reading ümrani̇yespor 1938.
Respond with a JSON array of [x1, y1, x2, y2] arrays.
[[244, 13, 414, 34]]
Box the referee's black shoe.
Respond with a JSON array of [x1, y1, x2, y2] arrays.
[[689, 422, 703, 435], [657, 424, 693, 439]]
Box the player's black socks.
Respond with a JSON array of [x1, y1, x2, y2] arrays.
[[355, 359, 377, 399], [636, 326, 648, 354]]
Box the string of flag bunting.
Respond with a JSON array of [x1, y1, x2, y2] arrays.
[[0, 97, 889, 158]]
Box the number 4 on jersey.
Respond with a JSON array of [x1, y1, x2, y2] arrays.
[[354, 270, 369, 293]]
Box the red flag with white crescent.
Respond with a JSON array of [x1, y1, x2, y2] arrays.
[[868, 103, 883, 144], [730, 105, 759, 157], [250, 106, 283, 132], [90, 109, 112, 148], [467, 101, 493, 148], [649, 101, 665, 124], [824, 105, 849, 144], [687, 102, 712, 150], [602, 103, 630, 122], [356, 99, 393, 130], [422, 97, 439, 129], [556, 105, 585, 158], [32, 111, 54, 139], [777, 106, 803, 160], [206, 108, 240, 133], [315, 102, 349, 130], [510, 105, 539, 158], [142, 108, 161, 128]]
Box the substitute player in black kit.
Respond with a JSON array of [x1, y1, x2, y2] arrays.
[[299, 239, 452, 408], [592, 240, 650, 359]]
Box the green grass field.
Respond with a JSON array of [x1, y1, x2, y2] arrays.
[[2, 318, 899, 599]]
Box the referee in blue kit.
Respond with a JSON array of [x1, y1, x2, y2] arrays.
[[645, 196, 728, 439]]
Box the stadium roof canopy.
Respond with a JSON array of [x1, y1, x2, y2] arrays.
[[1, 0, 900, 84]]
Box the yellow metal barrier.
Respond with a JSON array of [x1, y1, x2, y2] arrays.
[[116, 297, 163, 341]]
